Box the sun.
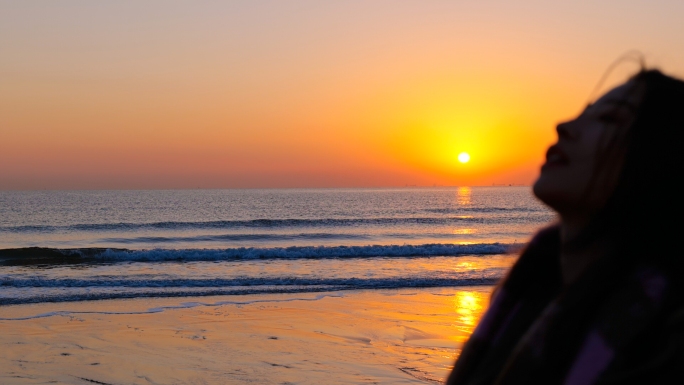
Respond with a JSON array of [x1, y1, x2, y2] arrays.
[[458, 152, 470, 164]]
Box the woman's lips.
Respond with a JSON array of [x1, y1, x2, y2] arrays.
[[543, 145, 569, 167]]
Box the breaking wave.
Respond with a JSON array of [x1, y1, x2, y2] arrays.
[[0, 243, 520, 266]]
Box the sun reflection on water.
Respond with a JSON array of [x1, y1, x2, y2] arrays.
[[453, 228, 476, 235], [456, 187, 472, 206], [452, 291, 488, 341]]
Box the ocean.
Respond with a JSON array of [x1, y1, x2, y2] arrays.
[[0, 187, 555, 306]]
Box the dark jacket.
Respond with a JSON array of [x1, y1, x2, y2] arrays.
[[446, 226, 684, 385]]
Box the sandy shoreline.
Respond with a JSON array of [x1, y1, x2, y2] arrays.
[[0, 287, 492, 384]]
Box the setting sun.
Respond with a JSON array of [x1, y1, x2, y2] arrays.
[[458, 152, 471, 164]]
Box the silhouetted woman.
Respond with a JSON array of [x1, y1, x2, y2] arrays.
[[447, 69, 684, 385]]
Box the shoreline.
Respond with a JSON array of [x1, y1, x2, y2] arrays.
[[0, 287, 492, 384]]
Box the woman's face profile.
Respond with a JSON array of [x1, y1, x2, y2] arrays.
[[533, 81, 643, 215]]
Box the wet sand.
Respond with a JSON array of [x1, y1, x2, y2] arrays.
[[0, 287, 491, 384]]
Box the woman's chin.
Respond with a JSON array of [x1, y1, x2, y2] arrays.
[[533, 176, 564, 209]]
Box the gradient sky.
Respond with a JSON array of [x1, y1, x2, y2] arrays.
[[1, 1, 683, 189]]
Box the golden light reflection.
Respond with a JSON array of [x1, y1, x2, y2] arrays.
[[452, 291, 487, 341], [453, 261, 475, 270], [456, 187, 471, 205], [453, 228, 476, 235]]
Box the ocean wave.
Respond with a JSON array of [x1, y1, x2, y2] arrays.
[[0, 215, 550, 233], [0, 276, 499, 306], [0, 243, 520, 265], [94, 231, 525, 245], [1, 269, 505, 288], [98, 232, 372, 244]]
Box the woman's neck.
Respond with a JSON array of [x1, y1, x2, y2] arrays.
[[559, 213, 610, 286]]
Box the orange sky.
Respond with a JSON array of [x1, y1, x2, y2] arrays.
[[1, 1, 683, 190]]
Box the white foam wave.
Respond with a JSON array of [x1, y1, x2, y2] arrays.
[[96, 243, 517, 262]]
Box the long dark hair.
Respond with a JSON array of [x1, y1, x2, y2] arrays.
[[590, 70, 684, 266]]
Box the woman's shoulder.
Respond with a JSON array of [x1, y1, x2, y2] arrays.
[[598, 305, 684, 384]]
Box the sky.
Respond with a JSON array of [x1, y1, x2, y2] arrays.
[[1, 0, 683, 190]]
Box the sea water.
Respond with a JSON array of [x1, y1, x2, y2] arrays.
[[0, 187, 555, 306]]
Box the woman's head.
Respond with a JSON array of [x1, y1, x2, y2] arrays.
[[534, 69, 684, 254], [533, 79, 644, 216]]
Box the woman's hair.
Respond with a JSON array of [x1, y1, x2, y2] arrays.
[[579, 70, 684, 267]]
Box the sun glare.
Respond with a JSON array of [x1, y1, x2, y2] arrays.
[[458, 152, 470, 164]]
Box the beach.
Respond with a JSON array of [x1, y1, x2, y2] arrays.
[[0, 287, 491, 384]]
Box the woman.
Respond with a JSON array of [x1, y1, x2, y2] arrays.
[[447, 69, 684, 385]]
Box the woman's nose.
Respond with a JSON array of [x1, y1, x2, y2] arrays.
[[556, 121, 579, 140]]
